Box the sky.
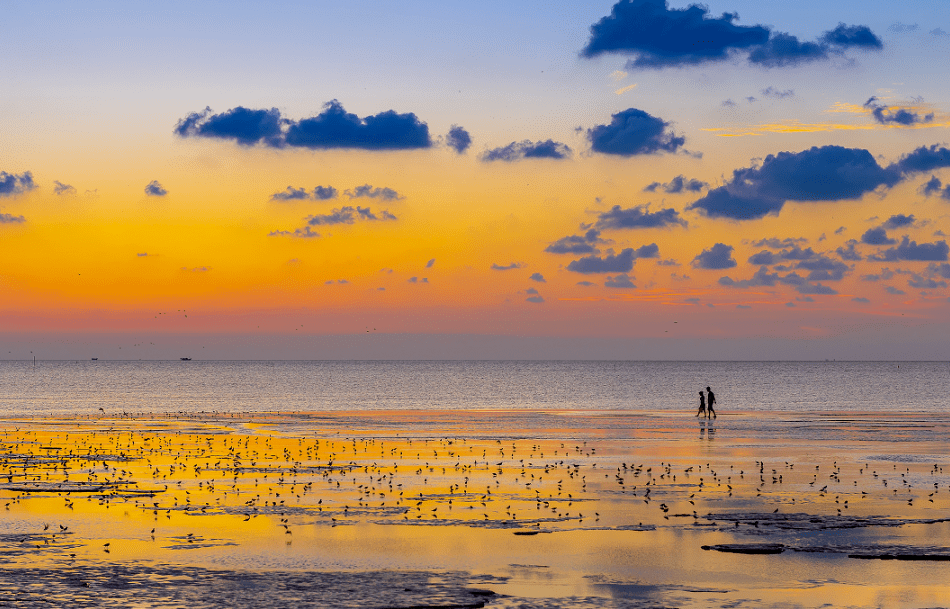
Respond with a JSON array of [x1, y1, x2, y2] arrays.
[[2, 0, 950, 360]]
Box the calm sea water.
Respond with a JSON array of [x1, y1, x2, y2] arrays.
[[0, 360, 946, 417]]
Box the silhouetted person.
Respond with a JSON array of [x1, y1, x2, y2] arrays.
[[706, 386, 716, 419], [696, 391, 706, 417]]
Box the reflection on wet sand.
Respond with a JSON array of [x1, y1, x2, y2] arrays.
[[0, 410, 948, 608]]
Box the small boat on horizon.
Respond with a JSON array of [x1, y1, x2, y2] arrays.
[[91, 357, 98, 360], [180, 357, 192, 361]]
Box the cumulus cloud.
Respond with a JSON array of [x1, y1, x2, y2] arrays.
[[884, 285, 906, 295], [529, 272, 546, 283], [491, 262, 524, 271], [836, 240, 862, 261], [526, 294, 545, 303], [270, 185, 338, 201], [0, 213, 26, 224], [687, 145, 902, 220], [144, 180, 167, 197], [545, 229, 607, 255], [345, 184, 403, 200], [891, 144, 950, 174], [861, 226, 897, 245], [761, 86, 794, 99], [567, 248, 640, 274], [920, 175, 950, 199], [863, 96, 934, 126], [268, 226, 320, 239], [302, 205, 396, 226], [720, 266, 837, 294], [175, 100, 432, 150], [643, 175, 707, 193], [426, 259, 436, 268], [750, 237, 808, 248], [53, 181, 76, 196], [407, 277, 429, 284], [0, 171, 36, 197], [580, 0, 881, 69], [588, 108, 685, 156], [604, 273, 636, 288], [692, 243, 737, 269], [868, 236, 949, 261], [595, 204, 687, 229], [446, 125, 472, 154], [481, 140, 572, 162]]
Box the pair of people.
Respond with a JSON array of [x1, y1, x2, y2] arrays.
[[696, 386, 716, 419]]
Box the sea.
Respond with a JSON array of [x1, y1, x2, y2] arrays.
[[0, 360, 946, 417]]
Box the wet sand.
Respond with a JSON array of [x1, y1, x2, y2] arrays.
[[1, 410, 948, 608]]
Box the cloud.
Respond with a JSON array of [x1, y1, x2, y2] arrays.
[[861, 226, 896, 245], [577, 281, 596, 286], [888, 22, 919, 33], [761, 86, 794, 99], [907, 272, 947, 289], [0, 171, 36, 197], [750, 237, 808, 248], [588, 108, 685, 155], [604, 273, 636, 288], [928, 262, 950, 279], [580, 1, 881, 69], [181, 266, 212, 273], [920, 175, 950, 199], [721, 267, 841, 293], [884, 214, 917, 229], [719, 266, 779, 287], [0, 213, 25, 224], [491, 262, 524, 271], [868, 236, 949, 261], [53, 180, 76, 196], [426, 258, 436, 268], [861, 268, 895, 281], [884, 285, 906, 295], [687, 145, 901, 220], [692, 243, 736, 269], [852, 297, 870, 303], [545, 229, 606, 254], [301, 205, 396, 226], [567, 248, 638, 274], [863, 96, 934, 126], [526, 287, 540, 295], [891, 144, 950, 174], [836, 240, 862, 261], [325, 279, 349, 285], [526, 295, 545, 303], [722, 99, 738, 107], [407, 277, 429, 283], [268, 226, 320, 239], [794, 256, 850, 281], [595, 204, 686, 229], [643, 175, 707, 193], [481, 140, 572, 162], [657, 258, 679, 266], [176, 100, 432, 150], [270, 185, 338, 201], [446, 125, 472, 154], [345, 184, 403, 200], [144, 180, 167, 197], [931, 28, 949, 37], [529, 272, 546, 283]]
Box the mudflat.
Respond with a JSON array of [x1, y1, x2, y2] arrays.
[[1, 410, 948, 608]]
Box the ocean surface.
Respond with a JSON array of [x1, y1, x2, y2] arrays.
[[0, 360, 947, 417]]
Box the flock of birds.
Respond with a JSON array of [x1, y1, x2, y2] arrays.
[[0, 417, 947, 559]]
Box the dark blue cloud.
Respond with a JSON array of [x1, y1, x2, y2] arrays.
[[426, 259, 436, 268], [920, 175, 950, 199], [303, 205, 395, 226], [580, 0, 770, 67], [0, 171, 36, 196], [268, 226, 320, 239], [885, 285, 906, 295], [861, 268, 894, 282], [175, 106, 284, 147], [491, 262, 524, 271], [588, 108, 685, 156], [604, 273, 636, 288], [836, 240, 862, 261], [144, 180, 167, 197], [345, 184, 403, 200], [928, 262, 950, 279], [53, 181, 76, 196], [271, 185, 339, 201], [0, 212, 26, 223], [643, 175, 707, 193], [907, 272, 947, 289], [481, 140, 572, 162], [692, 243, 736, 269], [794, 256, 849, 281], [748, 250, 777, 265], [863, 97, 933, 126], [407, 277, 429, 284], [313, 185, 338, 200], [750, 237, 807, 248], [891, 145, 950, 174], [529, 273, 546, 283], [884, 214, 917, 229], [719, 266, 778, 287], [567, 248, 638, 274], [761, 86, 794, 99], [580, 1, 881, 69], [869, 236, 949, 261], [861, 226, 896, 245], [635, 243, 659, 258], [176, 101, 432, 150], [446, 125, 472, 154], [595, 204, 686, 229], [688, 145, 901, 220], [545, 229, 605, 255]]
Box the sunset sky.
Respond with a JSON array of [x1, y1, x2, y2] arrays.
[[3, 0, 950, 359]]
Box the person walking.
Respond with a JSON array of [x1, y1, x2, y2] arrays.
[[696, 391, 706, 417], [706, 386, 716, 419]]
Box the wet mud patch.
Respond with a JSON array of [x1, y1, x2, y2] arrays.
[[0, 564, 506, 608], [703, 543, 950, 560], [703, 512, 950, 532]]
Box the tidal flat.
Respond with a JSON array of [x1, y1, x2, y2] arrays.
[[0, 410, 948, 608]]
